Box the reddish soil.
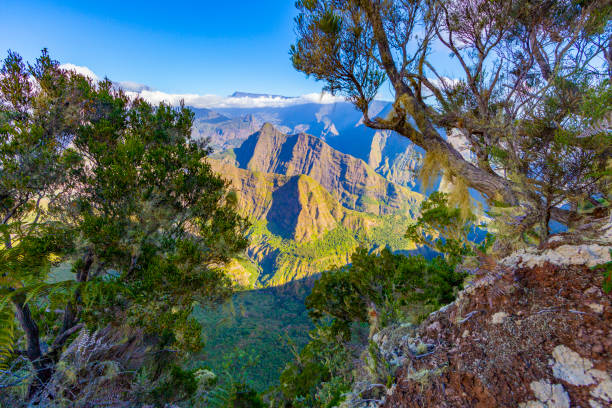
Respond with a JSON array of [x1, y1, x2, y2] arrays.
[[383, 262, 612, 407]]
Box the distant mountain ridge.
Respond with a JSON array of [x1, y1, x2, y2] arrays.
[[230, 91, 293, 99], [207, 124, 424, 286], [224, 123, 421, 216], [190, 99, 423, 189]]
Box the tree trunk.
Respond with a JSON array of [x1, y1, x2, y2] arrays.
[[13, 300, 53, 400], [12, 249, 93, 401], [362, 2, 519, 207]]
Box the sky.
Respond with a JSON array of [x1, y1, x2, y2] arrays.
[[1, 0, 332, 100]]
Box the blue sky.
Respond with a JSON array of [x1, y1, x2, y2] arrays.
[[1, 0, 327, 97]]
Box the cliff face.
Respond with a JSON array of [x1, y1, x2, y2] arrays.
[[192, 103, 425, 189], [209, 158, 366, 243], [344, 240, 612, 408], [191, 108, 264, 150], [232, 124, 422, 216], [367, 130, 422, 189], [208, 158, 419, 287]]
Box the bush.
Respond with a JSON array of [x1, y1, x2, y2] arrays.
[[273, 249, 466, 407], [307, 248, 465, 331]]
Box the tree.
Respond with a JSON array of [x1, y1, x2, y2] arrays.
[[306, 248, 464, 333], [406, 191, 491, 264], [291, 0, 611, 240], [0, 51, 249, 403]]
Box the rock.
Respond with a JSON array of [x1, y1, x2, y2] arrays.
[[587, 303, 604, 314], [427, 321, 441, 333], [500, 244, 612, 269], [551, 345, 596, 386], [590, 374, 612, 403], [522, 380, 570, 408], [519, 402, 547, 408], [585, 286, 602, 296], [549, 346, 612, 404], [491, 311, 509, 324]]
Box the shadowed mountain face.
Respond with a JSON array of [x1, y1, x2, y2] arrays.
[[209, 159, 361, 243], [229, 124, 421, 216], [208, 154, 421, 286]]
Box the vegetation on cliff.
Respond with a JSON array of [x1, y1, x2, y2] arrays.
[[208, 158, 420, 287], [269, 194, 470, 407], [0, 51, 248, 406]]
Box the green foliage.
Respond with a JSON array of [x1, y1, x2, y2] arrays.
[[247, 212, 416, 286], [148, 365, 199, 405], [193, 287, 313, 392], [228, 384, 266, 408], [275, 249, 465, 407], [406, 192, 491, 264], [365, 340, 393, 388], [592, 250, 612, 293], [0, 50, 248, 404], [273, 323, 353, 408], [0, 308, 14, 370], [307, 248, 465, 329]]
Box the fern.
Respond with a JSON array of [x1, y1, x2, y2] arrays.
[[0, 305, 15, 370], [0, 280, 74, 370], [0, 280, 75, 310], [205, 385, 231, 408]]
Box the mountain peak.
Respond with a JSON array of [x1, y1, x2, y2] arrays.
[[259, 122, 278, 134], [230, 91, 292, 99], [234, 127, 422, 216]]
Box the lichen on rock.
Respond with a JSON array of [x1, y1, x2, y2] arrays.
[[519, 380, 570, 408]]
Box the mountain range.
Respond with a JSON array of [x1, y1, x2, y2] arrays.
[[193, 95, 431, 386], [191, 96, 423, 190], [199, 103, 427, 287]]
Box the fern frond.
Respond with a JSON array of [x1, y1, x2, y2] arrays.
[[0, 305, 15, 370], [206, 386, 231, 408], [0, 280, 75, 311]]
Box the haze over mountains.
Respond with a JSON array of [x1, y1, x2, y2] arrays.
[[195, 93, 428, 287]]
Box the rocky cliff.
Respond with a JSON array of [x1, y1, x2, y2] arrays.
[[367, 130, 422, 189], [230, 124, 422, 216], [192, 102, 424, 189], [208, 158, 369, 243], [191, 107, 265, 150], [343, 238, 612, 408], [208, 158, 421, 287]]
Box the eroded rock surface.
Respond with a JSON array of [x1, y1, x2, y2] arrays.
[[348, 243, 612, 408]]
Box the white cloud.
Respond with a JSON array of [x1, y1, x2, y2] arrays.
[[55, 64, 348, 109], [59, 63, 98, 81], [125, 89, 347, 109], [115, 81, 152, 93], [429, 76, 460, 89]]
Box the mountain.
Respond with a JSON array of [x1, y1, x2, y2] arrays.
[[230, 91, 292, 99], [224, 123, 422, 216], [367, 130, 423, 190], [191, 107, 264, 150], [209, 158, 367, 243], [190, 99, 424, 189], [208, 157, 422, 286]]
